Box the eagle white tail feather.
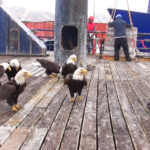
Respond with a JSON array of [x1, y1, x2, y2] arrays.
[[59, 67, 62, 73]]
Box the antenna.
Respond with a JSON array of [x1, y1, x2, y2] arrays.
[[93, 0, 95, 17], [0, 0, 3, 5], [148, 0, 150, 13]]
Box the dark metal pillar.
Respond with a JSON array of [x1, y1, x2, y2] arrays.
[[54, 0, 88, 67]]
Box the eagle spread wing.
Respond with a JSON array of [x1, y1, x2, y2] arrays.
[[0, 82, 16, 100]]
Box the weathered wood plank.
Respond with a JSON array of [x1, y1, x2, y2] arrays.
[[0, 77, 58, 146], [122, 81, 150, 142], [6, 77, 58, 126], [0, 77, 48, 126], [20, 128, 47, 150], [97, 80, 115, 150], [134, 62, 150, 79], [114, 80, 150, 149], [79, 70, 98, 150], [129, 62, 150, 97], [104, 60, 113, 80], [0, 108, 45, 150], [36, 86, 68, 129], [98, 60, 105, 80], [106, 61, 134, 150], [1, 54, 150, 150], [20, 108, 46, 128], [114, 62, 127, 81], [109, 61, 120, 80], [0, 127, 30, 150], [119, 61, 134, 81], [0, 126, 16, 146], [124, 62, 150, 98], [59, 72, 92, 150], [127, 61, 147, 81], [34, 69, 46, 77], [41, 95, 74, 150], [0, 110, 15, 126], [129, 80, 150, 108], [121, 62, 150, 108], [106, 79, 134, 150], [18, 77, 48, 106], [20, 86, 68, 150], [36, 80, 64, 108], [118, 61, 150, 142]]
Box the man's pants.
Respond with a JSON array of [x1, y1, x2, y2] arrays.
[[114, 38, 131, 60], [87, 39, 94, 54]]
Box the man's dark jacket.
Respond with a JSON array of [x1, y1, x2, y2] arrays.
[[108, 18, 132, 38]]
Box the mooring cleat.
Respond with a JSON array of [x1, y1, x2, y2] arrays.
[[70, 98, 75, 102], [78, 96, 82, 101], [15, 104, 22, 109], [11, 106, 18, 112]]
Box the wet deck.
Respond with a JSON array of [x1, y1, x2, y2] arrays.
[[0, 53, 150, 150]]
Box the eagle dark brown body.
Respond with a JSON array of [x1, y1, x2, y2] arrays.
[[0, 69, 31, 111], [0, 80, 26, 106], [64, 74, 87, 98], [36, 59, 60, 76], [61, 63, 77, 79], [5, 66, 22, 81], [64, 67, 87, 102]]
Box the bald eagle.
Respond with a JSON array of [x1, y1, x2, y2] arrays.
[[0, 69, 31, 112], [61, 54, 77, 79], [36, 59, 60, 77], [5, 59, 22, 81], [0, 63, 11, 85], [64, 67, 87, 102]]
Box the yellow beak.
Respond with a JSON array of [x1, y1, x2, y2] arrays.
[[82, 69, 87, 75], [74, 57, 77, 62], [26, 72, 31, 78], [8, 66, 11, 71]]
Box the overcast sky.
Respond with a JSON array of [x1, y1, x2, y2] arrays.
[[2, 0, 150, 22]]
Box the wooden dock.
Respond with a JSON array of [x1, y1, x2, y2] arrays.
[[0, 53, 150, 150]]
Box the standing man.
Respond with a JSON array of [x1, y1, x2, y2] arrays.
[[108, 14, 132, 61], [87, 16, 96, 54]]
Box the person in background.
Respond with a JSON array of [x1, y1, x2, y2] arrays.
[[108, 14, 132, 61], [87, 16, 96, 54]]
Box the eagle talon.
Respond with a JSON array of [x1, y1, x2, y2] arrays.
[[11, 106, 18, 112], [70, 98, 75, 102], [49, 74, 57, 78], [15, 104, 22, 109], [78, 96, 82, 101]]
